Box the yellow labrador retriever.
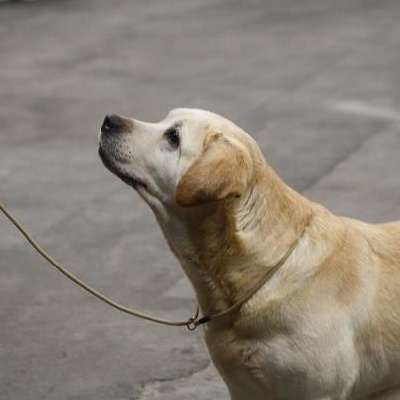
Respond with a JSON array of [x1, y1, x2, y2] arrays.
[[98, 108, 400, 400]]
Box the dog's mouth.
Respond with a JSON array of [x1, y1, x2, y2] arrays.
[[98, 146, 148, 190]]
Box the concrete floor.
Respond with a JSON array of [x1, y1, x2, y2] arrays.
[[0, 0, 399, 399]]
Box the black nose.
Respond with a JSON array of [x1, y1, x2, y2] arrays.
[[101, 114, 124, 134]]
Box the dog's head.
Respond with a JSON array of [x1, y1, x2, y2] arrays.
[[99, 108, 256, 210]]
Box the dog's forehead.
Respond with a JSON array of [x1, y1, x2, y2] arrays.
[[166, 108, 244, 139], [166, 108, 226, 126]]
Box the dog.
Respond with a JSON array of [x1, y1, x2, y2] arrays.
[[98, 108, 400, 400]]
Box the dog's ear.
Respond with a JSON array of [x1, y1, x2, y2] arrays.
[[175, 134, 249, 207]]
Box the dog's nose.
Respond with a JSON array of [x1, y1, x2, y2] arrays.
[[101, 114, 125, 134]]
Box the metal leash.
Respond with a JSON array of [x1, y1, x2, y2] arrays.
[[0, 200, 307, 331]]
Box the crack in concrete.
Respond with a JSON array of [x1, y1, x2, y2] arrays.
[[134, 360, 212, 400], [299, 130, 378, 194], [300, 113, 399, 194]]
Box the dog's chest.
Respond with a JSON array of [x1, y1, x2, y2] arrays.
[[205, 322, 358, 400]]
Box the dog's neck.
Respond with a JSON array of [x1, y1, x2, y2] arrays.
[[152, 164, 314, 324]]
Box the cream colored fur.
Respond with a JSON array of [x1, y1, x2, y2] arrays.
[[99, 108, 400, 400]]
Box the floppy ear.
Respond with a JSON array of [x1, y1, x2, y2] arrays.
[[175, 134, 249, 207]]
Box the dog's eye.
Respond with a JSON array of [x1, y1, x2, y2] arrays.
[[164, 127, 180, 149]]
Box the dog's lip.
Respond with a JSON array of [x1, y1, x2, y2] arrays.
[[98, 146, 148, 190]]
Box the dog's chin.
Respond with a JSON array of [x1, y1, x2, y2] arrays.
[[98, 146, 148, 191]]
